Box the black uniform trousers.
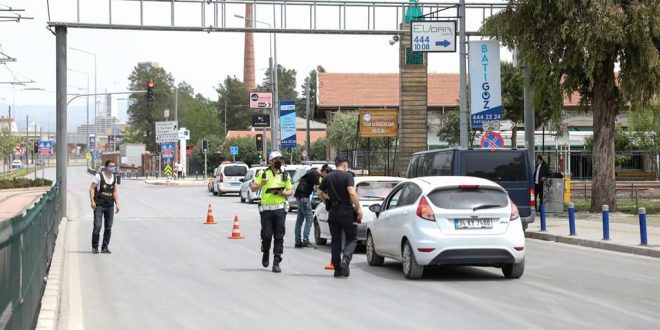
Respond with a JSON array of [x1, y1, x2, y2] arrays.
[[535, 183, 544, 211], [260, 209, 286, 258], [328, 205, 358, 270]]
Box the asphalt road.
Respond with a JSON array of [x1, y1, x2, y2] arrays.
[[57, 167, 660, 329]]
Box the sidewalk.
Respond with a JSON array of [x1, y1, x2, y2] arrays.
[[526, 212, 660, 258], [0, 187, 50, 221]]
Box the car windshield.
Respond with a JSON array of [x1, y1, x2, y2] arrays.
[[427, 187, 509, 210], [223, 166, 247, 176], [459, 152, 527, 182], [356, 181, 400, 200]]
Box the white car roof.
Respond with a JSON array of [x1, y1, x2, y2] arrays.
[[354, 176, 406, 184], [411, 176, 504, 190]]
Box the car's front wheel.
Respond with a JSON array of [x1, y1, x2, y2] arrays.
[[366, 233, 384, 266], [314, 219, 327, 245], [402, 240, 424, 279], [502, 259, 525, 279]]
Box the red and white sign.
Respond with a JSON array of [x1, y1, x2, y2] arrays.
[[14, 145, 25, 156], [480, 131, 504, 151], [249, 92, 273, 109]]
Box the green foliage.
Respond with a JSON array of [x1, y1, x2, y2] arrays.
[[224, 136, 262, 166], [628, 102, 660, 150], [327, 112, 358, 151], [437, 111, 460, 146], [191, 134, 225, 174], [217, 76, 250, 131], [584, 129, 634, 151], [311, 137, 327, 161], [180, 97, 223, 144], [0, 127, 21, 164], [126, 64, 175, 152], [297, 66, 326, 118], [0, 178, 52, 190]]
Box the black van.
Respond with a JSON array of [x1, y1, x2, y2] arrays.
[[406, 148, 535, 229]]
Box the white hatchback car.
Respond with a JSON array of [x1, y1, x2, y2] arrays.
[[366, 176, 525, 280], [314, 176, 405, 245], [239, 167, 266, 203]]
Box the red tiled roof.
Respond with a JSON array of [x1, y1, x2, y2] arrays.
[[319, 72, 585, 108], [226, 130, 326, 144]]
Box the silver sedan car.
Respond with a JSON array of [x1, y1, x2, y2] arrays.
[[366, 176, 525, 279], [313, 176, 405, 245]]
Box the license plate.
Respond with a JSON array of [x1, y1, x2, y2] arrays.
[[454, 218, 493, 229]]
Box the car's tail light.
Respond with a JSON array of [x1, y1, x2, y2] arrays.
[[529, 188, 535, 207], [510, 198, 520, 221], [458, 185, 479, 190], [416, 196, 436, 222]]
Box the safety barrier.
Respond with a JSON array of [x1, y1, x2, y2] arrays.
[[0, 183, 61, 330], [602, 205, 610, 240]]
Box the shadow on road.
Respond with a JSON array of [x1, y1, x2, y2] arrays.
[[354, 262, 507, 282]]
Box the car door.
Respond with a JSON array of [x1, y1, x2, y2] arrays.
[[381, 183, 423, 257], [374, 184, 407, 257]]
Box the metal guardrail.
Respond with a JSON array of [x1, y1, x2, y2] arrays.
[[0, 183, 61, 330], [568, 151, 660, 181]]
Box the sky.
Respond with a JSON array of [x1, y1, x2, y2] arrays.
[[0, 0, 510, 131]]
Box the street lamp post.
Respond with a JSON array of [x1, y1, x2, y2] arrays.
[[70, 47, 97, 134], [68, 68, 90, 137], [234, 13, 279, 152]]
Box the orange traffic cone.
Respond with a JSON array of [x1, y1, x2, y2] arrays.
[[204, 204, 216, 224], [324, 259, 335, 270], [227, 215, 245, 239]]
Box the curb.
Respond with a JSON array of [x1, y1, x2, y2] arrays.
[[525, 231, 660, 258], [144, 180, 206, 186], [36, 217, 68, 330]]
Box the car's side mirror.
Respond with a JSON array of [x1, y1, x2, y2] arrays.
[[239, 178, 245, 182], [369, 204, 381, 215]]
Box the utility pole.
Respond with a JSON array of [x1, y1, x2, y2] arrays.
[[459, 0, 469, 148], [56, 25, 68, 217], [272, 3, 280, 151], [305, 78, 311, 161], [224, 100, 227, 134]]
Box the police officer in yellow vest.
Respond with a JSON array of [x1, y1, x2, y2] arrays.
[[251, 151, 293, 273]]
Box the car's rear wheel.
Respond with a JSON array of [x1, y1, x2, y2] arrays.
[[366, 233, 384, 266], [239, 191, 245, 203], [502, 259, 525, 279], [402, 240, 424, 279], [314, 218, 327, 245]]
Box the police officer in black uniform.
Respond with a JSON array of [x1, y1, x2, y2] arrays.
[[89, 160, 120, 254], [317, 155, 363, 278]]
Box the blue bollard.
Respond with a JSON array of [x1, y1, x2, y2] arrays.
[[602, 204, 610, 240], [639, 207, 648, 246], [540, 203, 547, 232], [568, 202, 576, 236]]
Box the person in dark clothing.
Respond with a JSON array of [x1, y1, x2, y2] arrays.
[[89, 160, 120, 254], [294, 164, 332, 248], [533, 154, 551, 211], [317, 156, 363, 278]]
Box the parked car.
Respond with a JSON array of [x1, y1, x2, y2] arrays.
[[285, 164, 336, 212], [213, 163, 249, 196], [406, 148, 534, 230], [313, 176, 405, 245], [11, 160, 23, 169], [239, 167, 266, 203], [366, 176, 525, 280]]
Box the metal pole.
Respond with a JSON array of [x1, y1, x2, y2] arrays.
[[524, 67, 535, 172], [224, 100, 227, 134], [602, 204, 610, 240], [269, 57, 275, 152], [25, 115, 28, 166], [272, 3, 280, 151], [458, 0, 468, 148], [305, 78, 311, 160], [568, 202, 576, 236], [56, 25, 68, 217], [639, 207, 648, 246], [204, 149, 207, 181]]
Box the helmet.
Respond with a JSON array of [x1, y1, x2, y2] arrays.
[[268, 151, 283, 161]]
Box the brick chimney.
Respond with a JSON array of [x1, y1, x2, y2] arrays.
[[243, 4, 256, 91]]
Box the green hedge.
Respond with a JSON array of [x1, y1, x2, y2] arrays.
[[0, 178, 53, 190]]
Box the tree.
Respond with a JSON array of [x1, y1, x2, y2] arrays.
[[179, 97, 223, 144], [191, 134, 225, 175], [483, 1, 660, 212], [327, 112, 358, 151], [437, 111, 460, 146], [311, 137, 327, 160], [0, 127, 21, 172], [126, 64, 175, 152], [216, 76, 250, 131], [224, 136, 262, 166], [628, 102, 660, 150], [501, 62, 524, 147], [298, 65, 326, 118]]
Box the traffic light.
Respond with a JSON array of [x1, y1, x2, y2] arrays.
[[147, 79, 155, 103], [202, 139, 209, 152], [256, 134, 263, 151]]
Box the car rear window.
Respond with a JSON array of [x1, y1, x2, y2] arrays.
[[427, 187, 509, 210], [223, 166, 247, 177], [356, 181, 400, 200], [459, 152, 527, 182]]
